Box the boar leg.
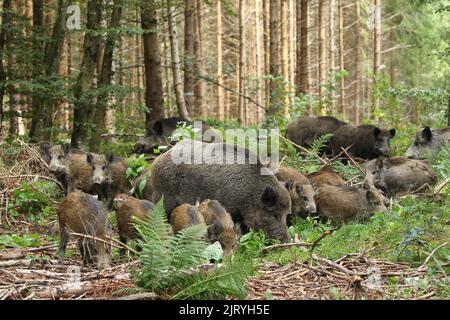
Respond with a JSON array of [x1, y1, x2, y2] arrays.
[[59, 227, 69, 262], [119, 235, 127, 257]]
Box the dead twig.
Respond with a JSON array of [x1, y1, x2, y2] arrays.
[[417, 242, 448, 271], [340, 147, 365, 175]]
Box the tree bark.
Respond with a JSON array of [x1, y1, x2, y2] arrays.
[[269, 0, 281, 116], [216, 0, 224, 120], [194, 0, 205, 117], [354, 0, 362, 125], [237, 0, 246, 124], [373, 0, 381, 123], [89, 0, 122, 152], [280, 0, 288, 115], [317, 0, 326, 112], [255, 0, 263, 123], [184, 0, 196, 116], [338, 0, 346, 118], [71, 0, 103, 148], [0, 0, 11, 127], [141, 1, 165, 136], [297, 0, 310, 113], [167, 1, 189, 120], [447, 95, 450, 127]]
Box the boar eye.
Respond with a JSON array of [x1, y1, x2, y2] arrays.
[[102, 166, 107, 170], [58, 155, 63, 160]]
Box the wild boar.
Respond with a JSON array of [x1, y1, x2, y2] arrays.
[[47, 144, 94, 195], [117, 196, 155, 256], [86, 153, 130, 209], [170, 203, 206, 234], [275, 166, 316, 218], [315, 184, 387, 224], [365, 156, 437, 197], [151, 140, 292, 242], [330, 124, 396, 160], [406, 126, 450, 159], [307, 165, 345, 188], [198, 199, 240, 256], [58, 191, 112, 268], [286, 116, 347, 152]]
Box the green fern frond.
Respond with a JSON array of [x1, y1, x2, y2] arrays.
[[310, 133, 333, 154]]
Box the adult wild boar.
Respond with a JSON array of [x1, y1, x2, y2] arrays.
[[315, 184, 387, 224], [275, 167, 316, 218], [151, 140, 292, 242], [86, 153, 130, 209], [330, 124, 396, 160], [46, 144, 94, 195], [365, 156, 436, 197], [58, 191, 112, 268], [286, 116, 347, 152], [406, 126, 450, 159]]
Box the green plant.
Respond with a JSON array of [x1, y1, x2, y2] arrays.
[[133, 199, 252, 299], [126, 154, 150, 183]]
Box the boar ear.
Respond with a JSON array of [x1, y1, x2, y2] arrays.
[[86, 153, 93, 164], [284, 181, 293, 192], [106, 153, 115, 163], [376, 158, 384, 169], [152, 120, 163, 136], [62, 143, 70, 154], [373, 127, 381, 138], [421, 126, 432, 141], [389, 129, 396, 138], [365, 189, 378, 203], [261, 186, 278, 207]]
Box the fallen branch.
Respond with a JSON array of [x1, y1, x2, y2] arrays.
[[309, 226, 342, 253], [113, 292, 158, 300], [418, 242, 448, 272], [262, 242, 311, 253], [69, 232, 139, 255], [340, 147, 365, 175], [33, 281, 95, 299], [312, 254, 362, 277]]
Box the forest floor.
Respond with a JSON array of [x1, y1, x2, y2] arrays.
[[0, 138, 449, 300]]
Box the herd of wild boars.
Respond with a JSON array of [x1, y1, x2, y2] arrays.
[[33, 116, 449, 268]]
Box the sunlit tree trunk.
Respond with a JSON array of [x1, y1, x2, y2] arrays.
[[269, 0, 280, 116], [237, 0, 246, 124], [338, 0, 346, 118], [184, 0, 196, 116], [317, 0, 326, 113], [297, 0, 310, 113], [372, 0, 382, 123], [0, 0, 12, 127], [194, 0, 205, 117], [354, 0, 361, 125], [167, 1, 189, 120], [216, 0, 224, 120]]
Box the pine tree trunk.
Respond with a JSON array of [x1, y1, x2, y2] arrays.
[[447, 95, 450, 127], [89, 0, 122, 152], [184, 0, 196, 116], [354, 0, 361, 125], [216, 0, 224, 120], [269, 0, 281, 116], [167, 2, 189, 120], [329, 0, 336, 115], [338, 0, 346, 118], [280, 0, 289, 115], [297, 0, 310, 113], [237, 0, 246, 124], [194, 0, 205, 117], [255, 0, 263, 123], [317, 0, 326, 112], [141, 1, 165, 136], [263, 0, 270, 111], [71, 0, 102, 148], [0, 0, 11, 127], [373, 0, 382, 123]]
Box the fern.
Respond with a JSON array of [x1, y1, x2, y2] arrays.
[[133, 199, 253, 299], [310, 133, 333, 155]]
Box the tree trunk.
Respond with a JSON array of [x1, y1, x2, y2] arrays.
[[297, 0, 310, 113], [269, 0, 280, 116], [89, 0, 122, 152], [338, 0, 346, 118], [317, 0, 326, 112], [354, 0, 361, 125], [328, 0, 336, 114], [216, 0, 224, 120], [141, 1, 165, 135], [447, 96, 450, 127], [280, 0, 288, 115], [167, 1, 189, 120], [237, 0, 246, 124], [184, 0, 195, 116], [373, 0, 381, 123], [194, 0, 205, 117], [263, 0, 270, 111], [71, 0, 103, 148], [0, 0, 11, 127], [255, 0, 263, 123]]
